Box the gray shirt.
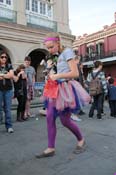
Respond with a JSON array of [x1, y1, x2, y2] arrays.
[[25, 66, 36, 85], [57, 48, 75, 79]]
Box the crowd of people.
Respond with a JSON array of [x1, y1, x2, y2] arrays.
[[0, 32, 116, 159], [0, 51, 35, 133]]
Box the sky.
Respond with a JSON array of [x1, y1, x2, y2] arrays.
[[69, 0, 116, 36]]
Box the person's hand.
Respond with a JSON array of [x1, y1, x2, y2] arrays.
[[20, 70, 25, 75], [18, 71, 24, 77], [0, 76, 4, 80], [49, 74, 58, 81]]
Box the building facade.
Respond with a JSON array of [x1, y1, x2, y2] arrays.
[[0, 0, 75, 81], [73, 12, 116, 78]]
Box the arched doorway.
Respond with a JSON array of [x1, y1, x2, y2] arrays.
[[28, 48, 48, 82]]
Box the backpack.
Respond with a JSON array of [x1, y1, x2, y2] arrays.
[[89, 71, 102, 96]]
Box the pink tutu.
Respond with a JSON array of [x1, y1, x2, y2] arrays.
[[43, 80, 91, 115]]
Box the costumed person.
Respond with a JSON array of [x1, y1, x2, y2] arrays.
[[36, 33, 91, 158]]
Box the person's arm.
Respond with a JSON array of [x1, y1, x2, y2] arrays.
[[32, 68, 36, 84], [100, 72, 108, 95], [87, 72, 92, 83], [13, 74, 18, 82], [3, 69, 14, 79], [32, 75, 35, 84], [13, 71, 26, 82]]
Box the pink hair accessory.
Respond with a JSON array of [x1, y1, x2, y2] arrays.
[[44, 37, 60, 43]]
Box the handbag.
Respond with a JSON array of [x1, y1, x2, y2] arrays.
[[43, 79, 58, 99]]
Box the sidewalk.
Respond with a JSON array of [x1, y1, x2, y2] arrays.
[[0, 102, 116, 175]]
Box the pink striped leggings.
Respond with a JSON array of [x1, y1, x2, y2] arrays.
[[46, 103, 83, 148]]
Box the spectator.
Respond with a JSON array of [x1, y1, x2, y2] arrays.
[[108, 78, 116, 117], [13, 64, 27, 121], [24, 56, 36, 119], [87, 61, 108, 119], [0, 51, 14, 133]]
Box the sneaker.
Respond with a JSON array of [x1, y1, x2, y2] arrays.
[[39, 109, 46, 116], [78, 110, 85, 115], [7, 128, 14, 133], [73, 141, 87, 154], [71, 114, 82, 122]]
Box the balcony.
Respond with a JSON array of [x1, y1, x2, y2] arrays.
[[0, 6, 17, 23], [26, 14, 57, 32], [81, 50, 116, 62], [81, 50, 116, 67]]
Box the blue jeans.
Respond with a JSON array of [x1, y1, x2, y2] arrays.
[[0, 108, 3, 123], [0, 90, 13, 129]]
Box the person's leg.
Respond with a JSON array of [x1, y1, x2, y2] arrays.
[[114, 101, 116, 117], [111, 101, 115, 117], [36, 102, 56, 158], [46, 103, 56, 148], [101, 93, 105, 114], [0, 91, 3, 124], [89, 96, 96, 118], [27, 100, 31, 116], [24, 99, 31, 117], [60, 112, 83, 142], [60, 112, 86, 154], [109, 100, 113, 116], [78, 109, 85, 115], [97, 94, 102, 119], [21, 95, 27, 119], [0, 110, 3, 124], [4, 90, 13, 129], [17, 96, 24, 121]]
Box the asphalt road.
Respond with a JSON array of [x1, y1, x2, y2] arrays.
[[0, 103, 116, 175]]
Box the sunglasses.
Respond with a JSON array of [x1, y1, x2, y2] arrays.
[[0, 56, 7, 59]]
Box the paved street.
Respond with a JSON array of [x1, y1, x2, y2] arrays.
[[0, 102, 116, 175]]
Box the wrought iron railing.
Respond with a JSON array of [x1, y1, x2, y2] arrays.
[[81, 50, 116, 63], [0, 6, 17, 23], [26, 13, 57, 32]]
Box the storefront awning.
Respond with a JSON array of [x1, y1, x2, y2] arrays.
[[83, 56, 116, 67]]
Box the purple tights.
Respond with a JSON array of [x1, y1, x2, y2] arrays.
[[46, 104, 83, 148]]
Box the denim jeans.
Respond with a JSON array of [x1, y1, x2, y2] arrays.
[[109, 100, 116, 116], [0, 90, 13, 129], [0, 108, 3, 123]]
